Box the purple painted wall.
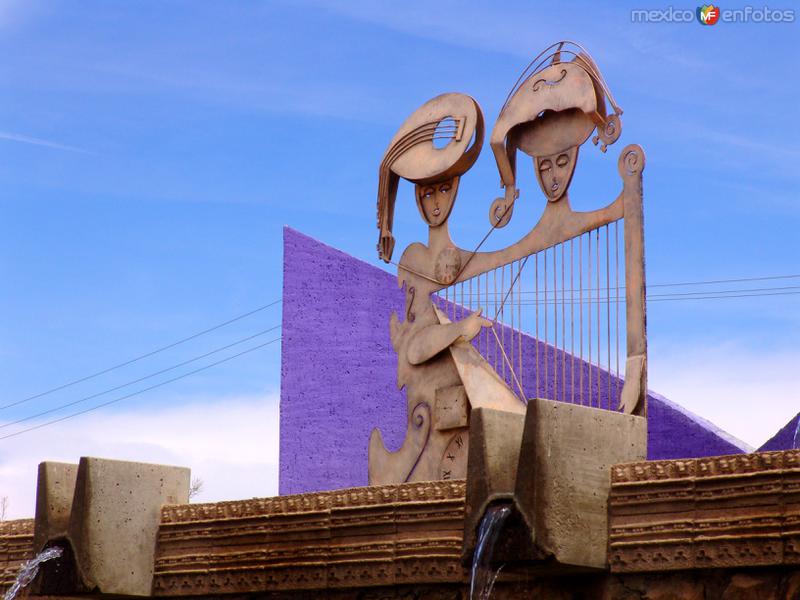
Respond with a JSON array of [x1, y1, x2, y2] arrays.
[[279, 227, 407, 495], [759, 412, 800, 451], [279, 227, 750, 496]]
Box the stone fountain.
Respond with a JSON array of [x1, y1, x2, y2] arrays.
[[1, 42, 799, 600]]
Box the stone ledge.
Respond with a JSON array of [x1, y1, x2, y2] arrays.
[[0, 519, 34, 594], [153, 481, 469, 595], [610, 450, 800, 573]]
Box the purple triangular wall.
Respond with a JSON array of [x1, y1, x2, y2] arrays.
[[279, 227, 750, 496], [759, 412, 800, 451]]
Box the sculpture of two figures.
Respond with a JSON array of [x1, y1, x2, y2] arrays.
[[369, 41, 648, 488]]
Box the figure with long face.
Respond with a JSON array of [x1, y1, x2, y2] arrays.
[[489, 50, 623, 218], [370, 94, 524, 485]]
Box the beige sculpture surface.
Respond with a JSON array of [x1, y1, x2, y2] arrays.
[[370, 41, 648, 487]]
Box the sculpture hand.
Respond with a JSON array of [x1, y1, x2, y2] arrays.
[[460, 309, 492, 342], [378, 233, 395, 263]]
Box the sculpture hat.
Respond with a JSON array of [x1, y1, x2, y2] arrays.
[[377, 93, 484, 262], [490, 42, 622, 199]]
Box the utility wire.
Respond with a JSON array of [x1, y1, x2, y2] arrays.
[[648, 290, 800, 302], [0, 336, 282, 442], [649, 285, 800, 298], [0, 299, 281, 410], [0, 325, 281, 429], [529, 285, 800, 302], [648, 273, 800, 288], [505, 289, 800, 307], [6, 273, 798, 412], [453, 276, 800, 298]]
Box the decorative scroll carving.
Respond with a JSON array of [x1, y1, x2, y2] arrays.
[[153, 481, 469, 596], [609, 450, 800, 573]]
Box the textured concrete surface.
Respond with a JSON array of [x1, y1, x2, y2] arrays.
[[463, 407, 526, 561], [33, 461, 78, 553], [280, 227, 406, 496], [59, 457, 190, 596], [279, 228, 751, 495], [759, 412, 800, 451], [514, 399, 647, 569]]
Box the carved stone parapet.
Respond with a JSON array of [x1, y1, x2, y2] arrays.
[[0, 519, 34, 596], [152, 480, 469, 596], [610, 450, 800, 573]]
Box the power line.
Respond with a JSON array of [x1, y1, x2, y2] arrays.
[[647, 285, 800, 298], [500, 289, 800, 307], [452, 276, 800, 298], [1, 299, 281, 410], [648, 273, 800, 288], [6, 273, 797, 413], [648, 290, 800, 302], [450, 285, 800, 306], [0, 325, 280, 428], [0, 336, 282, 442]]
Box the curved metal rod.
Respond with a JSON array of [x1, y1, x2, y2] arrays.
[[502, 41, 621, 116]]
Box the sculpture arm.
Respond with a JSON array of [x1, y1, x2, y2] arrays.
[[406, 310, 490, 365]]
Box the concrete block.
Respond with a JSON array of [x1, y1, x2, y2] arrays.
[[463, 407, 525, 563], [35, 457, 190, 596], [33, 462, 78, 553], [515, 398, 647, 569]]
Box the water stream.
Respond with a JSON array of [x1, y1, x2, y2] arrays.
[[3, 546, 63, 600], [793, 416, 799, 449], [469, 503, 512, 600]]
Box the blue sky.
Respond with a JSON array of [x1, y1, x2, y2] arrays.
[[0, 1, 798, 516]]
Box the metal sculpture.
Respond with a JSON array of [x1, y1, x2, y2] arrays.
[[370, 42, 647, 486]]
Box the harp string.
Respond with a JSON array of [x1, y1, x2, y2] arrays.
[[432, 221, 626, 410]]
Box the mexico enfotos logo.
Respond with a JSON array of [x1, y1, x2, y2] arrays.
[[697, 5, 720, 24], [631, 5, 796, 23]]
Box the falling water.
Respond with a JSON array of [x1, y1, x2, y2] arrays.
[[793, 416, 800, 449], [470, 504, 512, 600], [3, 546, 63, 600]]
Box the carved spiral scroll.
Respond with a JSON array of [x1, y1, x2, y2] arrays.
[[618, 144, 645, 177], [594, 114, 622, 153], [488, 197, 514, 229], [403, 402, 432, 482]]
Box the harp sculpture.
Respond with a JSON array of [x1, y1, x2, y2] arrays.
[[370, 42, 647, 489]]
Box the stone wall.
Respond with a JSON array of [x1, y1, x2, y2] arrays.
[[152, 449, 800, 599], [3, 458, 800, 598], [0, 518, 33, 596], [153, 481, 467, 596], [609, 449, 800, 574]]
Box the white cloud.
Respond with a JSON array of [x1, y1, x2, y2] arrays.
[[0, 131, 90, 154], [649, 341, 799, 449], [0, 393, 279, 520]]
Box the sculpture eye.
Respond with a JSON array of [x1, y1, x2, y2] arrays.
[[422, 187, 435, 199], [439, 184, 451, 194], [539, 159, 552, 172], [556, 154, 569, 167]]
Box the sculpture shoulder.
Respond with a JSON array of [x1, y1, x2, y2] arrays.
[[396, 242, 432, 285], [398, 242, 430, 265]]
